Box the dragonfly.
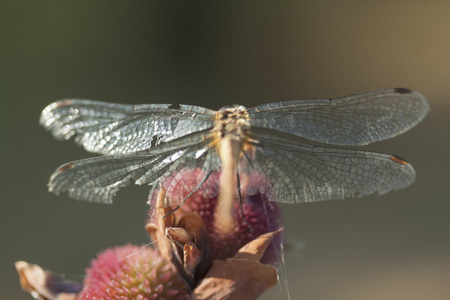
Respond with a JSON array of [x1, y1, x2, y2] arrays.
[[40, 88, 429, 209]]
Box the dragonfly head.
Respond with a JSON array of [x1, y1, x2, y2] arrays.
[[218, 105, 247, 112]]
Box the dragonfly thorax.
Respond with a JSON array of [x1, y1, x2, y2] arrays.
[[213, 106, 250, 140], [213, 106, 252, 166]]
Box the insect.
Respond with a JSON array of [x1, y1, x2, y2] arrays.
[[40, 88, 429, 209]]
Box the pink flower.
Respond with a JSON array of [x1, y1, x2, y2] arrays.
[[149, 168, 282, 263], [78, 245, 191, 300]]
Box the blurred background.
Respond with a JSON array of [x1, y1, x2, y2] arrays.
[[2, 1, 449, 299]]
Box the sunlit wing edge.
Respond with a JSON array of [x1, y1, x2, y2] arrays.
[[247, 88, 429, 146], [40, 99, 217, 155]]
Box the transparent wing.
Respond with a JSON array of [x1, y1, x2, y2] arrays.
[[247, 133, 416, 204], [48, 132, 220, 204], [247, 88, 429, 146], [40, 99, 217, 155]]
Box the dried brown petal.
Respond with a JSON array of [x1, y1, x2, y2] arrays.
[[193, 228, 282, 300], [194, 259, 277, 300], [147, 186, 214, 289], [146, 186, 180, 262], [156, 186, 176, 228], [145, 222, 173, 262], [166, 227, 194, 246], [184, 241, 202, 274], [177, 213, 210, 257], [15, 261, 80, 300], [233, 227, 284, 261]]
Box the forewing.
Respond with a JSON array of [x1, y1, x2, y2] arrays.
[[48, 132, 219, 204], [247, 88, 429, 146], [249, 133, 416, 203], [40, 100, 217, 155]]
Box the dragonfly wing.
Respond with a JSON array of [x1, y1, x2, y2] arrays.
[[249, 133, 416, 204], [48, 132, 219, 204], [40, 100, 217, 155], [248, 88, 429, 146]]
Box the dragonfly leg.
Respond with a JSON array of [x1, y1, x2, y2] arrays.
[[236, 166, 254, 232]]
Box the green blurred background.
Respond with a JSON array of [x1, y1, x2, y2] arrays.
[[2, 1, 449, 299]]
